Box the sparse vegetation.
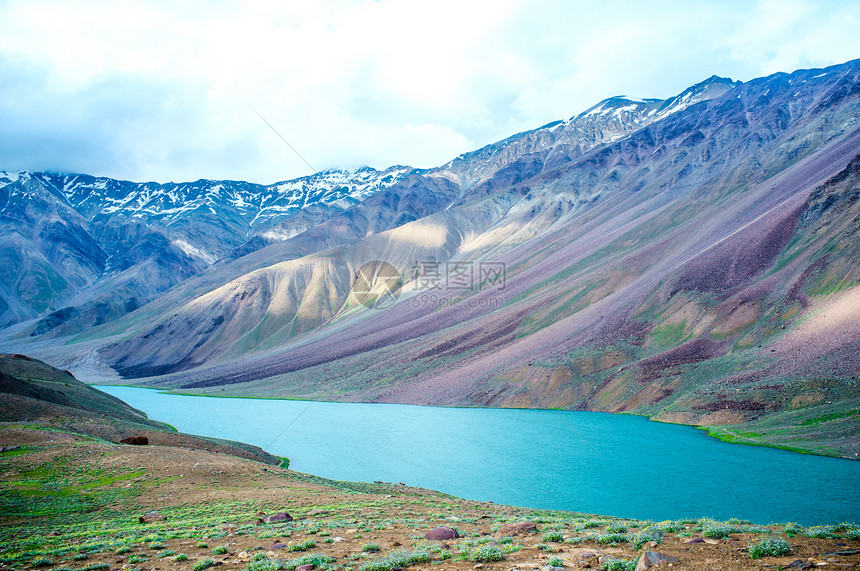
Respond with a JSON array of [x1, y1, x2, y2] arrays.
[[631, 527, 663, 550], [193, 557, 216, 571], [1, 413, 856, 571], [286, 540, 316, 552], [359, 549, 430, 571], [748, 538, 792, 559], [470, 546, 504, 563], [703, 524, 740, 539], [543, 531, 565, 542], [805, 525, 836, 538], [593, 533, 629, 545], [601, 557, 636, 571]]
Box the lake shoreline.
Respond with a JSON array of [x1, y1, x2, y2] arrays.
[[105, 383, 859, 462], [99, 385, 860, 525], [4, 423, 859, 571]]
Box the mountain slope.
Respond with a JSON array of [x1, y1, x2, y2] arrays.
[[3, 60, 860, 458], [0, 166, 411, 332]]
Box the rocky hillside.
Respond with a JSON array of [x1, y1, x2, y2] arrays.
[[2, 60, 859, 458], [0, 353, 282, 465]]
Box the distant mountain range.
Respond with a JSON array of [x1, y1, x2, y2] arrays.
[[0, 165, 410, 331], [2, 59, 859, 459]]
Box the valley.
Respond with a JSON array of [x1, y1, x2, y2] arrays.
[[2, 60, 859, 460]]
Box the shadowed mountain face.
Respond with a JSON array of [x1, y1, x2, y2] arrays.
[[0, 353, 283, 464], [3, 60, 860, 458]]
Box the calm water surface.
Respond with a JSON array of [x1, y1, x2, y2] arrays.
[[102, 386, 859, 525]]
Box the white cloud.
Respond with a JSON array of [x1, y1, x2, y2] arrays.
[[0, 0, 858, 184]]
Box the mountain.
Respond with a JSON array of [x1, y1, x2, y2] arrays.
[[2, 60, 859, 459], [0, 165, 411, 333]]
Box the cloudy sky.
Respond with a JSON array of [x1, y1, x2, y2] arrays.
[[1, 0, 858, 184]]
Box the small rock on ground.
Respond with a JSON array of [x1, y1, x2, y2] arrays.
[[635, 551, 680, 570], [425, 526, 459, 541]]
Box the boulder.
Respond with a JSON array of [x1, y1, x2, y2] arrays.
[[295, 565, 315, 571], [425, 526, 459, 541], [635, 551, 680, 570], [139, 510, 165, 524], [258, 512, 293, 524], [120, 436, 149, 445], [495, 521, 538, 537]]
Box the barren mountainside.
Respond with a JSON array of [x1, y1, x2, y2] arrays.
[[2, 60, 859, 459]]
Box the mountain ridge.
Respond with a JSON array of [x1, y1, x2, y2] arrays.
[[2, 59, 859, 458]]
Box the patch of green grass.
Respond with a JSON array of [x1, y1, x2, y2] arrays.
[[797, 410, 859, 426], [470, 546, 504, 563], [547, 556, 565, 567], [361, 543, 380, 553], [213, 545, 229, 555], [286, 540, 316, 552], [175, 554, 189, 562], [286, 554, 336, 570], [193, 557, 216, 571], [246, 559, 284, 571], [631, 527, 663, 550], [157, 550, 176, 558], [359, 549, 431, 571], [805, 525, 836, 538], [593, 533, 628, 545], [649, 321, 688, 347], [783, 523, 803, 537], [703, 524, 740, 539], [748, 538, 791, 559], [601, 558, 636, 571], [543, 531, 564, 542]]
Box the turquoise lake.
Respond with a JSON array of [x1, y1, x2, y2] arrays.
[[101, 386, 859, 525]]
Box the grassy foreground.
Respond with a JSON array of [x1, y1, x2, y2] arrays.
[[2, 424, 860, 571]]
